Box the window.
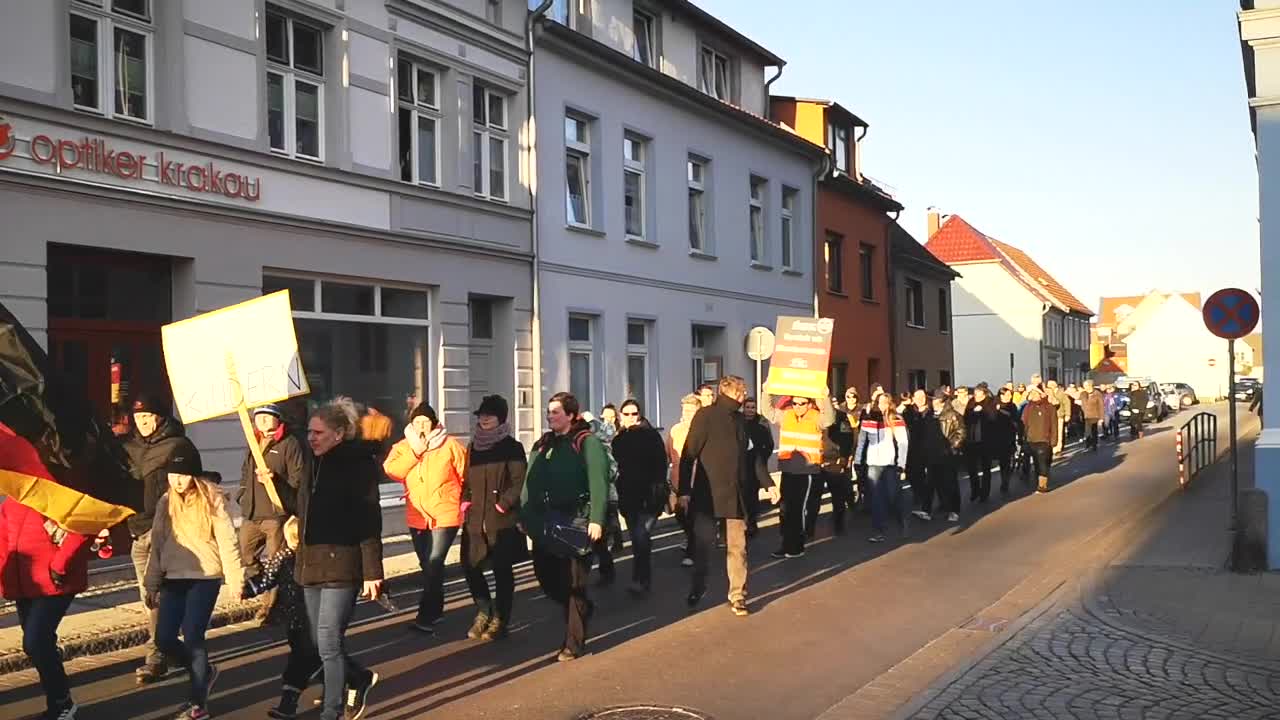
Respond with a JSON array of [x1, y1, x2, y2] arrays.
[[908, 370, 928, 392], [624, 134, 646, 239], [828, 362, 848, 400], [698, 46, 730, 101], [568, 315, 595, 408], [397, 57, 440, 185], [939, 370, 952, 388], [906, 278, 925, 328], [938, 288, 950, 333], [688, 157, 707, 251], [626, 320, 650, 408], [859, 243, 875, 301], [633, 11, 656, 68], [691, 326, 709, 389], [781, 188, 797, 269], [266, 8, 325, 161], [485, 0, 502, 24], [827, 123, 849, 174], [749, 177, 766, 263], [565, 114, 591, 227], [470, 298, 493, 340], [473, 84, 508, 200], [263, 275, 431, 444], [545, 0, 587, 29], [70, 0, 154, 123], [824, 233, 844, 294]]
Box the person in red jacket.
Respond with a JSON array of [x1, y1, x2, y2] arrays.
[[0, 499, 91, 720]]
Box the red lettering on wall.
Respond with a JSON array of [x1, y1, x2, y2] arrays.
[[29, 135, 55, 163]]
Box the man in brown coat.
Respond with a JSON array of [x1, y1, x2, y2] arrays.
[[1078, 380, 1106, 452]]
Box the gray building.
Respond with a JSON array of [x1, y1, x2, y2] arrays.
[[530, 0, 824, 428], [0, 0, 538, 478]]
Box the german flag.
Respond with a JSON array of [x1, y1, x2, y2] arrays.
[[0, 302, 135, 535]]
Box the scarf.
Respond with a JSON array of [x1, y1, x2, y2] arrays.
[[471, 422, 511, 452]]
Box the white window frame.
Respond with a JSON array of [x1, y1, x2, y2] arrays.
[[688, 157, 707, 252], [69, 1, 155, 125], [396, 57, 441, 186], [623, 134, 646, 240], [265, 8, 326, 162], [906, 278, 926, 328], [781, 188, 797, 270], [565, 113, 591, 228], [633, 10, 656, 68], [626, 320, 651, 409], [749, 176, 766, 263], [473, 84, 509, 201], [698, 45, 731, 101], [692, 326, 707, 390], [568, 314, 597, 410], [827, 123, 849, 174]]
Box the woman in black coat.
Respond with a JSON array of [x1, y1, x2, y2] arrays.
[[461, 395, 526, 641], [611, 399, 669, 595], [992, 386, 1022, 495]]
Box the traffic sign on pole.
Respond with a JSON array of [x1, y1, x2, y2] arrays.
[[1203, 288, 1260, 340], [745, 326, 776, 402]]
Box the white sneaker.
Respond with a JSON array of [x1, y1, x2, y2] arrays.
[[947, 513, 960, 523], [911, 510, 931, 521]]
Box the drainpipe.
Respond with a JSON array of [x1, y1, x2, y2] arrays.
[[886, 208, 900, 391], [853, 125, 868, 182], [764, 65, 784, 120], [1039, 301, 1052, 378], [526, 0, 553, 438], [811, 152, 832, 318]]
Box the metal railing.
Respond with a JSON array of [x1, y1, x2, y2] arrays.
[[1177, 411, 1218, 487]]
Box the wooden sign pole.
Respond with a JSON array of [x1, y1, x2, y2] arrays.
[[226, 354, 285, 515]]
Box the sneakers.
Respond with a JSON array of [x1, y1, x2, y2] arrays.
[[680, 557, 694, 567], [784, 550, 806, 559], [729, 600, 749, 617], [947, 512, 960, 523], [267, 689, 300, 720], [466, 611, 492, 640], [1037, 476, 1050, 494], [344, 671, 379, 720], [478, 616, 508, 641], [135, 662, 168, 685], [44, 700, 77, 720], [770, 549, 787, 559], [171, 705, 209, 720], [911, 510, 931, 521], [556, 648, 581, 662], [868, 534, 886, 543]]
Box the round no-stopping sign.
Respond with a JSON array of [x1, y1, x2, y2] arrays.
[[1203, 288, 1259, 340], [746, 326, 775, 361]]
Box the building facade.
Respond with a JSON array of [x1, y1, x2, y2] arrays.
[[0, 0, 538, 479], [925, 213, 1093, 387], [888, 221, 957, 392], [531, 0, 823, 428], [1123, 294, 1229, 401], [769, 97, 901, 398]]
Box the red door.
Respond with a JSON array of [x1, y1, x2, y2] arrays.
[[48, 319, 166, 424]]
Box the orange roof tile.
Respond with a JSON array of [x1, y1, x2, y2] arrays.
[[925, 215, 1093, 316]]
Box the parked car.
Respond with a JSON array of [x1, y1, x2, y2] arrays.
[[1159, 382, 1199, 409], [1235, 377, 1262, 402], [1115, 378, 1168, 422]]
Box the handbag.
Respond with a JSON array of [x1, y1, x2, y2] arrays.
[[541, 492, 593, 559]]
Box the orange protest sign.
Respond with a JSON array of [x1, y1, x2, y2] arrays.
[[763, 316, 835, 399]]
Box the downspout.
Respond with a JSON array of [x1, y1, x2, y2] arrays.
[[811, 152, 832, 318], [1039, 301, 1052, 378], [764, 64, 784, 120], [886, 208, 900, 392], [853, 125, 867, 182], [527, 0, 553, 439]]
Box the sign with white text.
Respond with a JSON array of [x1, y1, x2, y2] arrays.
[[764, 316, 835, 398], [162, 291, 309, 424]]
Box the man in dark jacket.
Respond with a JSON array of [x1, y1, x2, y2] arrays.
[[122, 391, 199, 684], [964, 384, 996, 502], [679, 376, 779, 616], [925, 392, 966, 522], [815, 395, 859, 535], [238, 403, 307, 623], [612, 399, 669, 595], [993, 387, 1023, 495], [740, 397, 774, 537], [1127, 381, 1148, 439], [1078, 380, 1106, 451]]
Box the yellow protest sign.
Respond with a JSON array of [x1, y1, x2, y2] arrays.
[[162, 291, 310, 425], [763, 316, 835, 399]]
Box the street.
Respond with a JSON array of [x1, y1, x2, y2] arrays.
[[0, 406, 1253, 720]]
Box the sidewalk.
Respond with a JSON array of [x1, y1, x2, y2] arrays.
[[897, 426, 1280, 719]]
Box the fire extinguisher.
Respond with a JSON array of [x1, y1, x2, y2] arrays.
[[110, 359, 121, 405]]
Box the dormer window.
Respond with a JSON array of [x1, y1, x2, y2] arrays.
[[827, 122, 849, 175], [698, 45, 731, 101]]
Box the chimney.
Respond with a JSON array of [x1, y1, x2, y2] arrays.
[[927, 208, 941, 238]]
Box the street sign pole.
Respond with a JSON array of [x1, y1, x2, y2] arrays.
[[1009, 352, 1015, 386], [1228, 338, 1238, 532]]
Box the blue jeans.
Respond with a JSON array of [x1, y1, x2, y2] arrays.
[[410, 526, 458, 623], [625, 512, 657, 588], [155, 579, 221, 706], [304, 585, 371, 720], [866, 465, 901, 533], [17, 593, 75, 712]]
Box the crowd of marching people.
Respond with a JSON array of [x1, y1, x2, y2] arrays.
[[4, 364, 1162, 720]]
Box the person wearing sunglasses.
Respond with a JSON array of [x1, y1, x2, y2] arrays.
[[759, 389, 835, 559], [611, 400, 668, 595]]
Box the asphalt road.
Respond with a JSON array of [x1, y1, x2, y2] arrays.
[[0, 407, 1235, 720]]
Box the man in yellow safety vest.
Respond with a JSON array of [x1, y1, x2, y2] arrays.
[[760, 390, 835, 558]]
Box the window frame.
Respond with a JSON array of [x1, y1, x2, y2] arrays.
[[625, 320, 651, 410], [749, 176, 766, 264], [633, 9, 657, 68], [265, 7, 326, 163], [473, 83, 509, 201], [906, 278, 926, 328], [824, 232, 844, 294], [396, 57, 442, 187], [827, 122, 849, 174], [69, 2, 156, 125], [567, 313, 597, 410], [623, 133, 646, 240], [780, 188, 797, 270], [564, 113, 592, 228], [938, 287, 951, 334], [687, 156, 708, 252], [858, 243, 875, 301], [698, 44, 732, 102]]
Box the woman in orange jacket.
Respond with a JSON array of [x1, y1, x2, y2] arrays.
[[383, 403, 467, 632]]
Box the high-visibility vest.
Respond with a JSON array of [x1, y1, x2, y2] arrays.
[[778, 409, 824, 464]]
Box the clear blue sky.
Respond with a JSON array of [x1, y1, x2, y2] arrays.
[[696, 0, 1259, 312]]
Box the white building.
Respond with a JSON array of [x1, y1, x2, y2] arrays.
[[1239, 1, 1279, 567], [1123, 293, 1230, 401], [0, 0, 539, 479], [924, 213, 1093, 387], [530, 0, 824, 427]]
